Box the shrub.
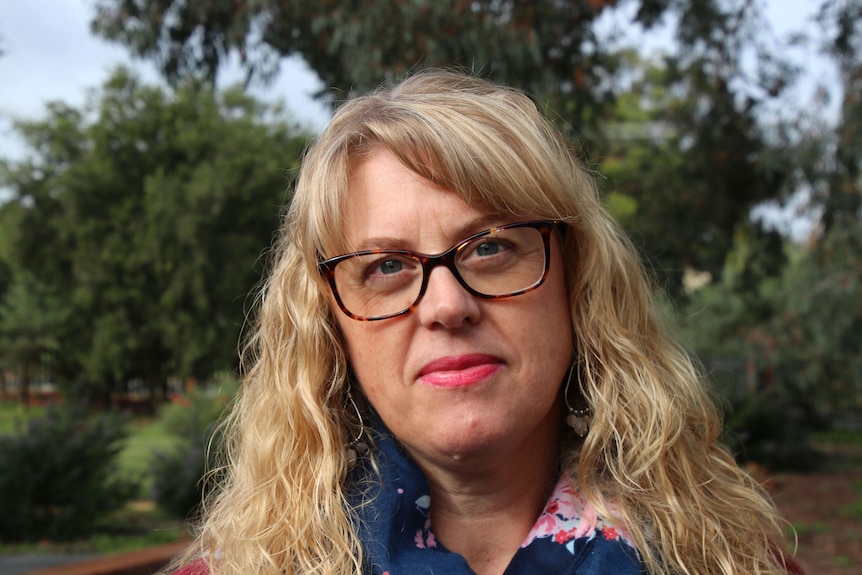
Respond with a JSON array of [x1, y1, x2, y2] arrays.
[[150, 380, 235, 518], [159, 378, 237, 438], [0, 405, 139, 541], [151, 434, 211, 519], [720, 386, 823, 472]]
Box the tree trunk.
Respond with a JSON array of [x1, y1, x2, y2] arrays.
[[19, 360, 32, 408]]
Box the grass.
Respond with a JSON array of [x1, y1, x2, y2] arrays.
[[0, 502, 188, 555], [814, 429, 862, 446], [789, 521, 831, 537], [810, 430, 862, 473], [0, 401, 44, 434], [839, 480, 862, 520]]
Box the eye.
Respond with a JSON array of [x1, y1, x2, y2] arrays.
[[458, 233, 519, 273], [360, 254, 418, 281], [474, 241, 501, 256], [377, 259, 403, 274]]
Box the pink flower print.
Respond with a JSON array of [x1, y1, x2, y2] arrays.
[[549, 483, 580, 518], [414, 518, 437, 549], [529, 511, 560, 541], [602, 526, 619, 541], [601, 502, 635, 544], [554, 528, 577, 544], [522, 478, 589, 549], [573, 503, 599, 539]]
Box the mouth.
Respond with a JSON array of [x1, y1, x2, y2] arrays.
[[417, 354, 503, 388]]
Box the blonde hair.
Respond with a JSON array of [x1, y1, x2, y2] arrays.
[[169, 70, 793, 574]]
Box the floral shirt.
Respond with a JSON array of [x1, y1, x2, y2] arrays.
[[350, 425, 644, 575]]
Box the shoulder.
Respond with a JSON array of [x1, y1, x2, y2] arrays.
[[773, 546, 806, 575], [171, 558, 210, 575]]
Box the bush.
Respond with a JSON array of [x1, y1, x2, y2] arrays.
[[150, 381, 235, 518], [159, 378, 237, 438], [720, 386, 823, 472], [151, 435, 211, 519], [0, 405, 139, 541]]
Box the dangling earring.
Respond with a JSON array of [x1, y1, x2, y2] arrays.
[[345, 390, 369, 467], [564, 363, 591, 438]]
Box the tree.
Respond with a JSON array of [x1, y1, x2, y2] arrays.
[[596, 49, 788, 296], [766, 222, 862, 420], [90, 0, 804, 298], [91, 0, 625, 127], [0, 273, 68, 405], [87, 0, 862, 453], [0, 69, 309, 404], [816, 0, 862, 231], [96, 0, 788, 136]]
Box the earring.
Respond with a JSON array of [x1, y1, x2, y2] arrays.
[[564, 363, 591, 438], [346, 390, 369, 467]]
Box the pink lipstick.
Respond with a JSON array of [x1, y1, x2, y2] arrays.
[[417, 354, 502, 387]]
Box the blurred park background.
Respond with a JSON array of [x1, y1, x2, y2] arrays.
[[0, 0, 860, 572]]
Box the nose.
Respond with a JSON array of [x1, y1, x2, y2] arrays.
[[415, 265, 481, 329]]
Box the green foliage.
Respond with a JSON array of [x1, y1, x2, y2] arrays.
[[816, 0, 862, 232], [596, 51, 788, 297], [676, 220, 862, 470], [0, 272, 69, 402], [720, 385, 822, 472], [0, 69, 309, 403], [91, 0, 640, 131], [88, 1, 816, 301], [116, 416, 182, 498], [0, 406, 139, 542], [151, 432, 211, 519], [150, 379, 236, 518], [159, 377, 237, 438], [764, 223, 862, 419], [0, 498, 186, 554]]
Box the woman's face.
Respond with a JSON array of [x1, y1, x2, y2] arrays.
[[330, 150, 573, 471]]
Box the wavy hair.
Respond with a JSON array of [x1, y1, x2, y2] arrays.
[[168, 70, 792, 575]]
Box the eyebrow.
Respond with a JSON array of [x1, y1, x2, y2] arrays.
[[348, 214, 508, 254]]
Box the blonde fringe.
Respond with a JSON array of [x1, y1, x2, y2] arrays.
[[162, 70, 795, 575]]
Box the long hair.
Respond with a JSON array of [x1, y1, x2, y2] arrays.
[[170, 70, 791, 574]]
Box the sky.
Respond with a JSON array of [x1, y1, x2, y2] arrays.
[[0, 0, 840, 164], [0, 0, 331, 161]]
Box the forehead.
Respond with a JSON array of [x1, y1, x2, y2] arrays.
[[339, 150, 506, 253]]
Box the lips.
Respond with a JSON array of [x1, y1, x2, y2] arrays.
[[417, 354, 502, 387]]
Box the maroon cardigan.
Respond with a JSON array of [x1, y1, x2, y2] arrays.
[[171, 552, 805, 574]]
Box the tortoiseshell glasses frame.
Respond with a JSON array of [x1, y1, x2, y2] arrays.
[[318, 220, 559, 321]]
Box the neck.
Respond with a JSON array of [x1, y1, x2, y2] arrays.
[[412, 423, 561, 575]]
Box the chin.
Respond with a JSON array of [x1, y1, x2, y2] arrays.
[[425, 420, 524, 462]]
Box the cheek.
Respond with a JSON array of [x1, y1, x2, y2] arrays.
[[335, 318, 408, 392], [531, 308, 573, 373], [539, 260, 573, 344]]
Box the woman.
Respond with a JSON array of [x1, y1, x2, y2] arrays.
[[170, 70, 800, 574]]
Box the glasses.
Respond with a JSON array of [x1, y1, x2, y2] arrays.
[[318, 220, 558, 321]]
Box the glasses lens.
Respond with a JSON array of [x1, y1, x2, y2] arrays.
[[455, 225, 547, 296], [332, 253, 423, 319], [328, 223, 550, 320]]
